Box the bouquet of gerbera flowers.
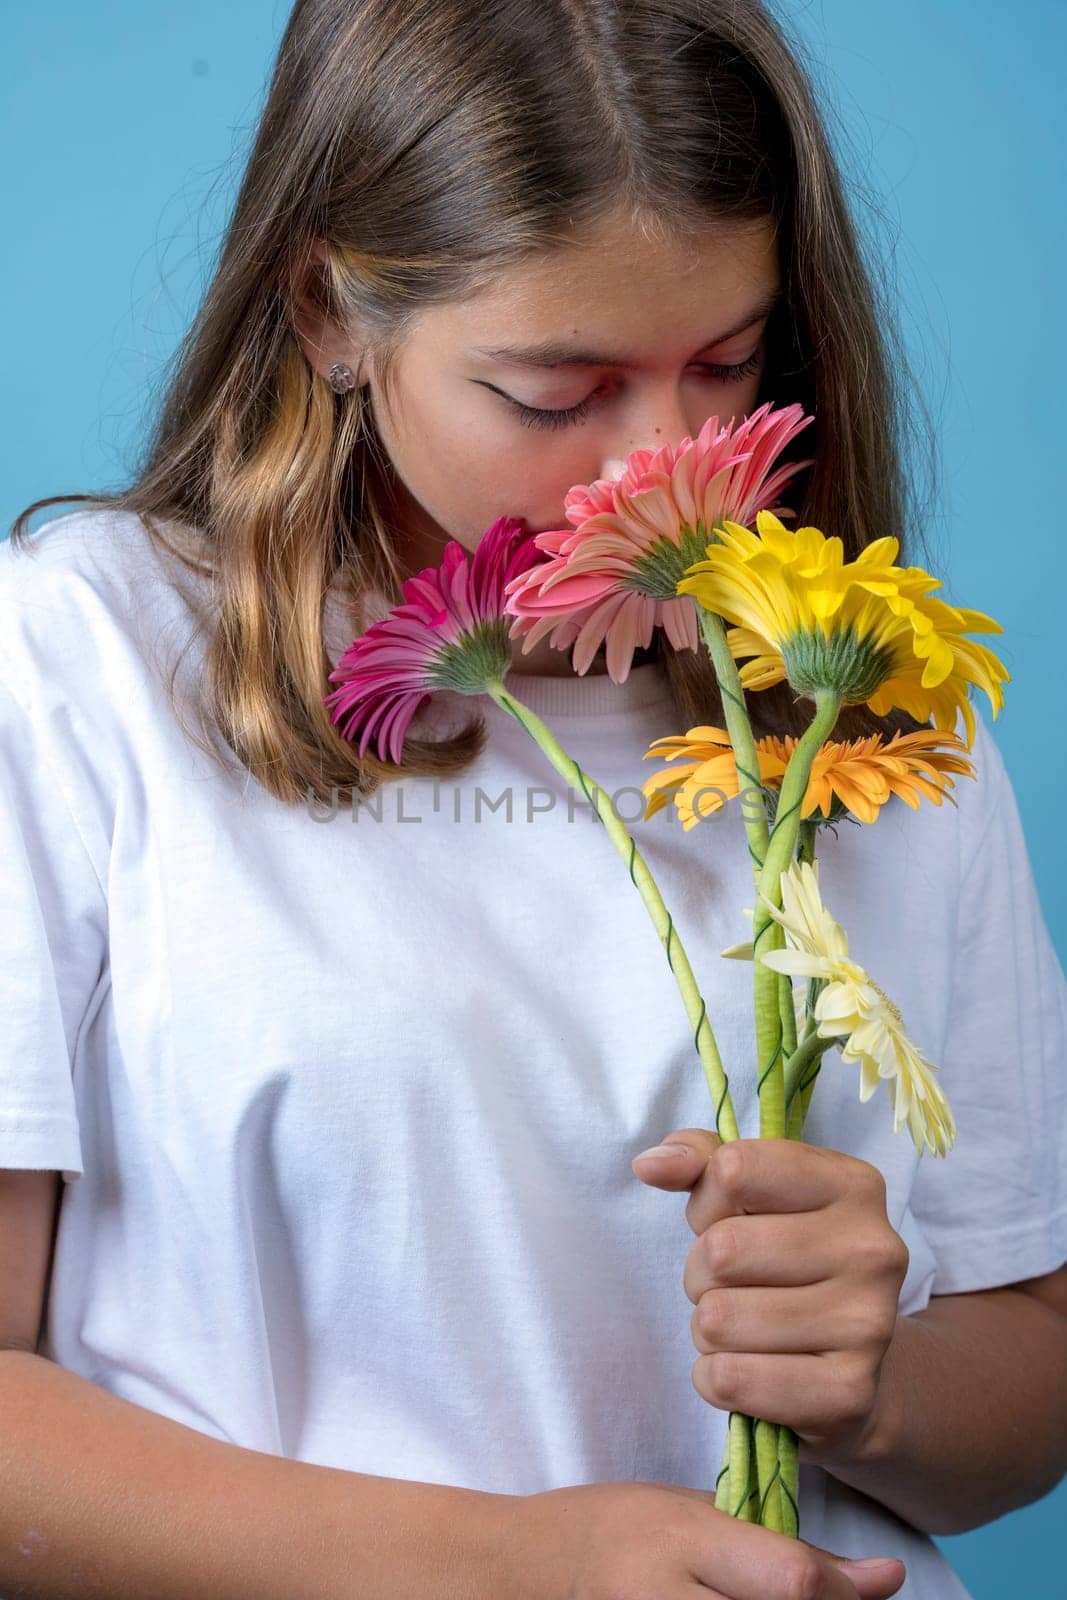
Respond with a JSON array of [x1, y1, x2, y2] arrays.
[[323, 401, 1010, 1536]]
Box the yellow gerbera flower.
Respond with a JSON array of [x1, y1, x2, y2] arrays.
[[751, 859, 956, 1157], [642, 725, 975, 830], [676, 511, 1010, 748]]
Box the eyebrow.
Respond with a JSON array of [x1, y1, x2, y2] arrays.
[[471, 289, 782, 369]]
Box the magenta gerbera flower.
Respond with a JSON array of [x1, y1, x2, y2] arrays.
[[502, 401, 814, 683], [324, 514, 548, 763]]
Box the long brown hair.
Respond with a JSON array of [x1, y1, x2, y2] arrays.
[[10, 0, 937, 806]]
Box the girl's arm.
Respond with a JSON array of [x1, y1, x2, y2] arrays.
[[0, 1349, 514, 1600], [818, 1271, 1067, 1536]]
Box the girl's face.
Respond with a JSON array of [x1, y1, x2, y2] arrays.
[[298, 208, 781, 669]]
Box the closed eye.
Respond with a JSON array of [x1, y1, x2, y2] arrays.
[[489, 352, 764, 431]]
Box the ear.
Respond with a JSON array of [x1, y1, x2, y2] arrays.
[[285, 236, 368, 387]]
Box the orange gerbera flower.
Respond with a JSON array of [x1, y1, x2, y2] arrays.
[[641, 726, 976, 831]]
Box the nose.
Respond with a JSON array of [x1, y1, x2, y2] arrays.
[[598, 399, 700, 483], [598, 433, 685, 483]]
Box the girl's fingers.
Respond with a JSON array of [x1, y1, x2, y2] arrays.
[[691, 1349, 875, 1436], [690, 1279, 872, 1355], [688, 1581, 903, 1600], [683, 1509, 906, 1599], [816, 1552, 908, 1600], [684, 1212, 836, 1298], [683, 1137, 848, 1237]]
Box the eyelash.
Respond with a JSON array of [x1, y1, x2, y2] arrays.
[[504, 352, 764, 431]]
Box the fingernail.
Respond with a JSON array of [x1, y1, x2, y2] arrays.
[[842, 1558, 902, 1570], [633, 1143, 692, 1162]]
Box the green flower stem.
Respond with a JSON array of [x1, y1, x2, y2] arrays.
[[786, 1017, 830, 1147], [780, 1039, 828, 1527], [793, 1061, 824, 1137], [783, 1025, 829, 1118], [695, 607, 802, 1132], [778, 816, 823, 1529], [695, 608, 770, 885], [797, 818, 818, 866], [715, 1420, 736, 1520], [747, 689, 841, 1530], [790, 818, 825, 1143], [787, 1033, 833, 1140], [729, 1412, 758, 1520], [786, 1090, 807, 1142], [778, 969, 799, 1062], [752, 689, 842, 1143], [777, 1427, 800, 1538], [693, 605, 833, 1537], [715, 1428, 731, 1512], [777, 812, 820, 1139], [486, 680, 740, 1142], [754, 1417, 785, 1529]]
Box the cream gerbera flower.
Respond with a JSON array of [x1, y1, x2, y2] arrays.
[[752, 858, 957, 1157]]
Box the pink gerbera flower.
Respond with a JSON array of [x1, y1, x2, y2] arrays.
[[324, 515, 547, 763], [502, 401, 814, 683]]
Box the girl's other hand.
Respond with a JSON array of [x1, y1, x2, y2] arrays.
[[508, 1479, 907, 1598]]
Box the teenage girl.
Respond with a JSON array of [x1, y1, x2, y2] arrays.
[[2, 3, 1064, 1598]]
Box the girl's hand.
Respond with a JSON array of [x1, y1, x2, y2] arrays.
[[511, 1479, 907, 1599], [632, 1131, 910, 1468]]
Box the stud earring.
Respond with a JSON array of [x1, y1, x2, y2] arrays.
[[327, 361, 356, 393]]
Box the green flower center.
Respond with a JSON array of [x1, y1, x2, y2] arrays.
[[781, 625, 896, 702], [428, 619, 512, 694], [627, 522, 716, 599]]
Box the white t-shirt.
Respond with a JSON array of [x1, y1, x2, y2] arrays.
[[1, 509, 1064, 1597]]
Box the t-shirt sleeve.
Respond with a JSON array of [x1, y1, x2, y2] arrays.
[[906, 711, 1067, 1294], [0, 663, 109, 1184]]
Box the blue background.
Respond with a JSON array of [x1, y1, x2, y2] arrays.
[[2, 3, 1064, 1593]]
